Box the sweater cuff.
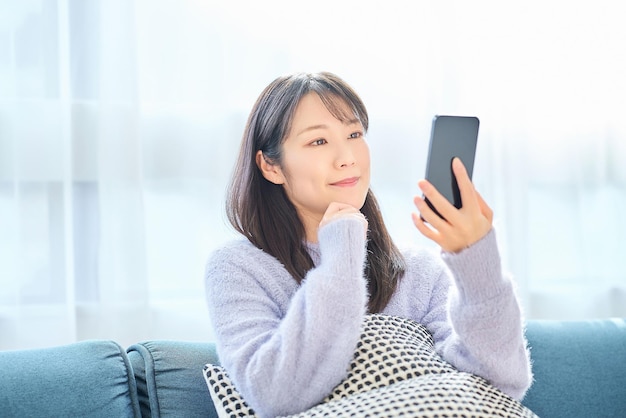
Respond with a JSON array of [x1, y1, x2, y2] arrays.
[[440, 229, 509, 303], [317, 216, 367, 278]]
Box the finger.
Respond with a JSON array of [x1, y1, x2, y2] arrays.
[[326, 201, 356, 213], [417, 180, 457, 223], [321, 202, 367, 232], [323, 202, 358, 220], [321, 202, 349, 226], [475, 191, 494, 223], [411, 212, 441, 242], [452, 157, 477, 211], [413, 194, 449, 232]]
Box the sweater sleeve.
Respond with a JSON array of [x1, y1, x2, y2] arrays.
[[204, 217, 368, 418], [426, 229, 532, 400]]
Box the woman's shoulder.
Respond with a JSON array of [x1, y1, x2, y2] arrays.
[[207, 238, 271, 267], [209, 237, 256, 257], [205, 238, 287, 280], [204, 238, 298, 306]]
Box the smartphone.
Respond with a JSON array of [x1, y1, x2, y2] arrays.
[[424, 115, 479, 219]]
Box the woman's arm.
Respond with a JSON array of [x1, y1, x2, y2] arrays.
[[411, 158, 532, 399], [425, 229, 532, 400], [205, 217, 367, 418]]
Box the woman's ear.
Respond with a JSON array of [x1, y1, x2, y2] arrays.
[[255, 150, 285, 185]]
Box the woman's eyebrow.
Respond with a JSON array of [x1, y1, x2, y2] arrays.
[[296, 124, 328, 136], [295, 119, 361, 137]]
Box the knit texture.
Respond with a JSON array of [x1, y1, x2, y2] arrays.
[[205, 217, 531, 418]]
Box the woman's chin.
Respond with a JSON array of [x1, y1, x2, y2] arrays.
[[337, 197, 368, 211]]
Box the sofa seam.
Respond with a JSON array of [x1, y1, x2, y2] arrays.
[[127, 342, 161, 418], [111, 340, 143, 418]]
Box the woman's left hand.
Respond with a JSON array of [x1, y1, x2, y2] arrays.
[[411, 157, 493, 253]]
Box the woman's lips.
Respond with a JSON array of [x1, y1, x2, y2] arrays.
[[331, 177, 359, 187]]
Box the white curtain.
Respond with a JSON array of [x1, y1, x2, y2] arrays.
[[1, 0, 625, 351]]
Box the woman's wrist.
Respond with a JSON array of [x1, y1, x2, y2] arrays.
[[441, 228, 510, 303], [318, 217, 368, 276]]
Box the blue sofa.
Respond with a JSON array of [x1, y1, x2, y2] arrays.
[[1, 319, 625, 417]]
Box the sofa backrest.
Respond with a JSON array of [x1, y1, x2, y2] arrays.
[[523, 318, 626, 418], [127, 340, 220, 418], [129, 320, 626, 418], [4, 319, 623, 417], [0, 340, 141, 417]]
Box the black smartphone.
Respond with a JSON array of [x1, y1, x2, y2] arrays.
[[424, 115, 479, 219]]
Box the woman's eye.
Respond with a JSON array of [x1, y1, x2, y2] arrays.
[[349, 132, 363, 139], [311, 138, 327, 146]]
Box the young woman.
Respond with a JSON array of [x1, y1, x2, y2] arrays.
[[205, 71, 532, 417]]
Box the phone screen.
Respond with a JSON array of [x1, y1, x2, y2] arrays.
[[424, 115, 479, 219]]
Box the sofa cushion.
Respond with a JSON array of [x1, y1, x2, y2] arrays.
[[127, 340, 220, 418], [523, 318, 626, 418], [0, 340, 140, 418], [203, 314, 537, 417]]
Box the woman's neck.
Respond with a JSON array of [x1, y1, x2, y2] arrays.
[[299, 212, 322, 244]]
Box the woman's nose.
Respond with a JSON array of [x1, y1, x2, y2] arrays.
[[336, 142, 356, 168]]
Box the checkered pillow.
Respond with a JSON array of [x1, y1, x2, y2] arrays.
[[203, 314, 538, 418], [203, 363, 256, 418], [322, 313, 456, 402], [286, 371, 536, 417]]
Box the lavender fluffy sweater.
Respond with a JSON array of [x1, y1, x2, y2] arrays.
[[204, 217, 532, 418]]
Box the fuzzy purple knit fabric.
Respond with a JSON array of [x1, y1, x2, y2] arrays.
[[205, 217, 531, 418]]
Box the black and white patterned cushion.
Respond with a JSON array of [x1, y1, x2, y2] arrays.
[[322, 313, 456, 403], [203, 363, 255, 418], [203, 314, 538, 418], [286, 372, 535, 417]]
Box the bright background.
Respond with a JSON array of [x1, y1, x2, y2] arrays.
[[1, 0, 625, 350]]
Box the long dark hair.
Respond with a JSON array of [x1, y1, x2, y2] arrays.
[[226, 71, 405, 313]]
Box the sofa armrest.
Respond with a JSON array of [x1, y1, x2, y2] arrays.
[[523, 318, 626, 418], [127, 340, 220, 418], [0, 340, 141, 418]]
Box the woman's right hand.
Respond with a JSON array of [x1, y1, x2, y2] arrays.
[[319, 202, 368, 236]]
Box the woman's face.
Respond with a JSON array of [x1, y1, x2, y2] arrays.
[[265, 92, 371, 228]]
